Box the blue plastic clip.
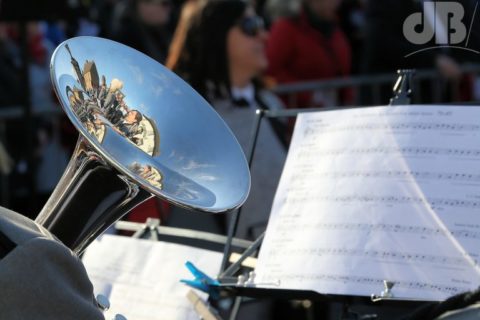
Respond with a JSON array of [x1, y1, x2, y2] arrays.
[[181, 261, 221, 299]]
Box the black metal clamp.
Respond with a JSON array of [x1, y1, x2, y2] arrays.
[[390, 69, 415, 106]]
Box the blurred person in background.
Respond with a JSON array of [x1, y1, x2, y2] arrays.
[[0, 23, 22, 108], [91, 0, 122, 38], [0, 23, 18, 199], [361, 0, 464, 77], [360, 0, 468, 105], [169, 0, 286, 240], [0, 22, 54, 110], [0, 2, 105, 216], [338, 0, 366, 74], [109, 0, 174, 63], [264, 0, 301, 24], [0, 22, 70, 217], [165, 0, 206, 70], [266, 0, 352, 109]]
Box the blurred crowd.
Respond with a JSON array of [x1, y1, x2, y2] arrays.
[[0, 0, 479, 225]]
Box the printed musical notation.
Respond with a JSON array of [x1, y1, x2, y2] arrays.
[[266, 247, 470, 267], [273, 222, 480, 241], [302, 122, 480, 137], [284, 194, 480, 210], [296, 147, 480, 160], [255, 106, 480, 301], [290, 170, 480, 185]]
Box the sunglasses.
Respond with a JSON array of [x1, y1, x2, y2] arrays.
[[237, 16, 265, 37]]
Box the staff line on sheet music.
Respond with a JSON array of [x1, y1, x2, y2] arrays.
[[296, 147, 480, 159], [285, 195, 480, 209], [303, 122, 480, 136], [260, 274, 468, 295], [272, 222, 480, 241], [267, 247, 469, 266], [289, 171, 480, 183]]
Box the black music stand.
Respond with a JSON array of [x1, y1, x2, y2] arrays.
[[220, 69, 418, 275], [215, 70, 434, 320]]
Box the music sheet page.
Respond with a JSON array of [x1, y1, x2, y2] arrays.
[[82, 235, 222, 320], [255, 105, 480, 301]]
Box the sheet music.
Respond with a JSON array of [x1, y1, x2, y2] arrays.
[[255, 105, 480, 301], [82, 235, 222, 320]]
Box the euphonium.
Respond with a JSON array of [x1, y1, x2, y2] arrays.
[[35, 37, 250, 254]]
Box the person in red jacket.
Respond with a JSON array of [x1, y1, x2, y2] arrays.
[[266, 0, 352, 109]]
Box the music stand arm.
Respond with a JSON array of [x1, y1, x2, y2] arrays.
[[220, 109, 265, 273]]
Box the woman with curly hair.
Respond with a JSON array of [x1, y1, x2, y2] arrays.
[[169, 0, 286, 238]]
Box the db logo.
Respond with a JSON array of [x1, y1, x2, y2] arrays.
[[404, 2, 466, 44], [403, 1, 479, 56]]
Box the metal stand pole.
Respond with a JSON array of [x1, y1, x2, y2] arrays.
[[220, 109, 265, 273]]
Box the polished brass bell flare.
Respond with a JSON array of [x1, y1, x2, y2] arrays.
[[35, 37, 250, 254]]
